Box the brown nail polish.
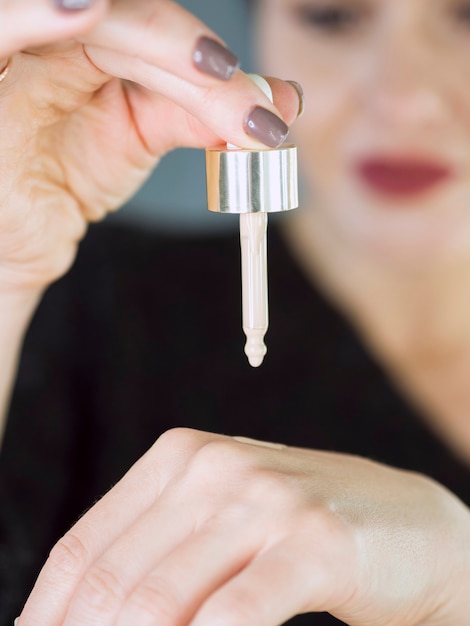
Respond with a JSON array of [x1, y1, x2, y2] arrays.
[[286, 80, 304, 118], [244, 107, 289, 148], [193, 36, 240, 81]]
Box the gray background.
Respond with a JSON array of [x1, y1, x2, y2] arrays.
[[114, 0, 252, 233]]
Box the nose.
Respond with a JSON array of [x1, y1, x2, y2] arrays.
[[365, 31, 448, 131]]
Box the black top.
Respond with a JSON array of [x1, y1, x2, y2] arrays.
[[0, 223, 468, 626]]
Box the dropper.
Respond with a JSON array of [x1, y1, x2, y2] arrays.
[[206, 75, 298, 367], [239, 208, 268, 366]]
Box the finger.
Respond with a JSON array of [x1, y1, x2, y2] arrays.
[[115, 518, 260, 626], [58, 484, 213, 626], [0, 0, 109, 58], [191, 534, 356, 626], [117, 75, 302, 158], [82, 0, 240, 86], [81, 0, 296, 148], [63, 504, 259, 626], [85, 54, 291, 150], [17, 428, 214, 626], [267, 77, 304, 126]]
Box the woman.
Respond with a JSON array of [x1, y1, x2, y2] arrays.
[[0, 1, 469, 625]]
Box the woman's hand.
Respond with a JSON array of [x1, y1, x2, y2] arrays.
[[17, 428, 470, 626], [0, 0, 300, 293]]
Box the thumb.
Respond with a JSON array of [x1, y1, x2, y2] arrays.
[[0, 0, 109, 57]]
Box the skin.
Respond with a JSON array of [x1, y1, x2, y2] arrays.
[[256, 0, 470, 460], [0, 1, 469, 625], [16, 429, 470, 625]]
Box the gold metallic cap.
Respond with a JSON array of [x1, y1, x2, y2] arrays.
[[206, 145, 298, 214]]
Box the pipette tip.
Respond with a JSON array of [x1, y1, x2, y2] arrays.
[[244, 329, 267, 368]]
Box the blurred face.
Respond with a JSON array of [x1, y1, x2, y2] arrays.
[[256, 0, 470, 264]]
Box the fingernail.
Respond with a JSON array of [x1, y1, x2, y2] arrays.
[[14, 619, 19, 626], [286, 80, 304, 118], [244, 106, 289, 148], [193, 36, 240, 81], [52, 0, 93, 10]]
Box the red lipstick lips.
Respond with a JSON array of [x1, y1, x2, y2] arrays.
[[357, 158, 452, 197]]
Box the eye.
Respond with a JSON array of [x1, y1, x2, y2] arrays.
[[293, 3, 363, 34], [452, 2, 470, 24]]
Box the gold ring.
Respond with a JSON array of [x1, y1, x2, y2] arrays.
[[0, 58, 11, 83]]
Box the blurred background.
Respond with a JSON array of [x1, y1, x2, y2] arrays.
[[113, 0, 252, 234]]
